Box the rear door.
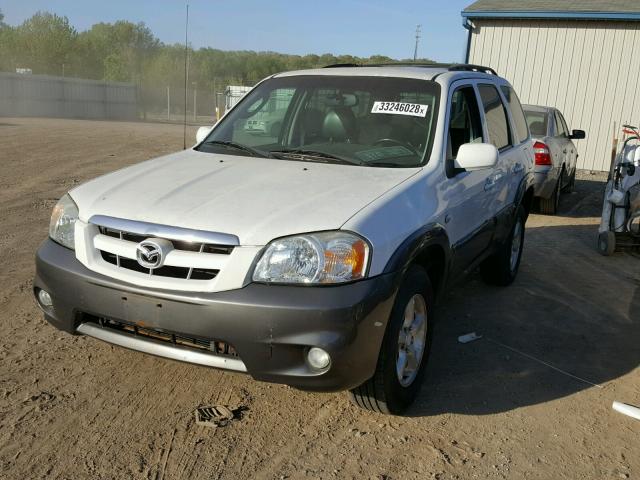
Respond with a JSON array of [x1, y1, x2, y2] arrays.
[[477, 84, 513, 226], [443, 82, 496, 277], [500, 85, 533, 207]]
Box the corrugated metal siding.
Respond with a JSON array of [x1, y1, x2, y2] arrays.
[[0, 73, 137, 120], [469, 19, 640, 171]]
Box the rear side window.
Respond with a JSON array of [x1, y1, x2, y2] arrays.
[[478, 85, 512, 150], [447, 86, 484, 159], [500, 86, 529, 143]]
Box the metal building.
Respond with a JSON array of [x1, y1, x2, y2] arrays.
[[463, 0, 640, 171]]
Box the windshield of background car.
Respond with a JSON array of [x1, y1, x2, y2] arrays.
[[197, 75, 440, 167], [524, 110, 548, 137]]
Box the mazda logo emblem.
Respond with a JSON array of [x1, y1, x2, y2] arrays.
[[136, 240, 166, 269]]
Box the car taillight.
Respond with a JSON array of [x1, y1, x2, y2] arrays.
[[533, 141, 552, 166]]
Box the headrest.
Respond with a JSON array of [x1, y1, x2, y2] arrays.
[[322, 109, 356, 141], [529, 121, 546, 136]]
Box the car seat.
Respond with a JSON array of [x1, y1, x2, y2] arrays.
[[322, 108, 357, 143]]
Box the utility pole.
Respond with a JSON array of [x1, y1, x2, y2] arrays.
[[183, 4, 189, 149], [167, 86, 170, 121], [192, 81, 197, 122], [413, 24, 422, 62]]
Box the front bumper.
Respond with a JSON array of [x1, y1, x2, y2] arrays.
[[34, 240, 397, 391]]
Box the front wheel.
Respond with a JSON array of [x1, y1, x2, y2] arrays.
[[349, 265, 433, 415], [480, 205, 526, 286]]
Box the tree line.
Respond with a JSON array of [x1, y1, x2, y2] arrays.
[[0, 10, 435, 93]]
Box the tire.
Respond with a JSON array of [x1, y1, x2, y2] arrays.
[[480, 205, 526, 286], [597, 231, 616, 256], [539, 168, 564, 215], [349, 265, 434, 415]]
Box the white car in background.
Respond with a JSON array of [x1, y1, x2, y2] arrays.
[[523, 105, 586, 214]]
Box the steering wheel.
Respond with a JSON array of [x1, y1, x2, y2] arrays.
[[373, 138, 419, 155]]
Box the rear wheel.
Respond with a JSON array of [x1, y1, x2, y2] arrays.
[[539, 168, 564, 215], [481, 205, 526, 286], [349, 265, 433, 415]]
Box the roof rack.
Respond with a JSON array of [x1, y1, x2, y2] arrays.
[[322, 62, 498, 76], [448, 64, 498, 75]]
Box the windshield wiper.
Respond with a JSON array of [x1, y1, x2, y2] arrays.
[[200, 140, 270, 158], [270, 149, 362, 165]]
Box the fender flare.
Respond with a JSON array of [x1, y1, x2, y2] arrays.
[[515, 171, 536, 216], [382, 223, 452, 296]]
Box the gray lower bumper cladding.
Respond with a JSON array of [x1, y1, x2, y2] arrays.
[[34, 240, 398, 391]]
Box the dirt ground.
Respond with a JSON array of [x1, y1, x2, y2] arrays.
[[0, 117, 638, 480]]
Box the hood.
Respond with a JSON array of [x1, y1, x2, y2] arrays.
[[70, 149, 420, 245]]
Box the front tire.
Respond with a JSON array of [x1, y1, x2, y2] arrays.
[[481, 205, 526, 286], [349, 265, 434, 415], [563, 167, 576, 193]]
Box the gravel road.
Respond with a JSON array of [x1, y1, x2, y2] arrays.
[[0, 118, 638, 479]]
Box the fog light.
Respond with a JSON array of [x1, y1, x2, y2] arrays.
[[38, 289, 53, 308], [307, 347, 331, 370]]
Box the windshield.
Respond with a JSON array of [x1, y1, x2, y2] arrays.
[[196, 75, 440, 167]]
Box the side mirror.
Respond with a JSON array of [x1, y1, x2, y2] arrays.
[[196, 126, 212, 144], [569, 129, 585, 140], [454, 143, 498, 172]]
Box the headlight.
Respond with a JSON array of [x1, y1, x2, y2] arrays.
[[49, 194, 79, 250], [253, 231, 370, 284]]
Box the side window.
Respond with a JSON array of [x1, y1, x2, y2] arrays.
[[447, 86, 484, 160], [478, 84, 512, 150], [559, 112, 570, 136], [500, 86, 529, 143], [554, 111, 567, 137]]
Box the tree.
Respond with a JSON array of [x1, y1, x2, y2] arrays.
[[13, 12, 77, 74], [0, 10, 437, 91]]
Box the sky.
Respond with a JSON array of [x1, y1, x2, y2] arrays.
[[1, 1, 474, 62]]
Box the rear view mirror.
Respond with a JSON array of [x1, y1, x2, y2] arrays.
[[569, 129, 586, 140], [196, 126, 211, 144], [454, 143, 498, 171]]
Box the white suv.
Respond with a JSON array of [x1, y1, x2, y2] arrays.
[[35, 64, 535, 414]]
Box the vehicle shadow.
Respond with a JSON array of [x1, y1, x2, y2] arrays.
[[408, 222, 640, 417], [558, 177, 606, 219]]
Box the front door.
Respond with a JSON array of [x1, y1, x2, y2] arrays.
[[442, 83, 496, 278]]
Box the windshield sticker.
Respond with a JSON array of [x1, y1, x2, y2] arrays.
[[371, 101, 429, 117]]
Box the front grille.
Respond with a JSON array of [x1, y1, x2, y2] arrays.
[[100, 227, 234, 255], [84, 315, 239, 357], [95, 226, 234, 281]]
